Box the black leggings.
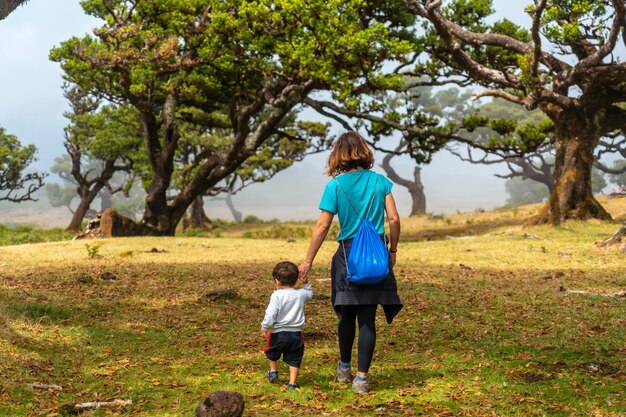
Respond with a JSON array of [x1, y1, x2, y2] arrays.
[[338, 304, 377, 373]]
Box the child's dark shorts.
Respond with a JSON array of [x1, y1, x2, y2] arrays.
[[264, 331, 304, 368]]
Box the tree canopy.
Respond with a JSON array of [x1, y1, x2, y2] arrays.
[[51, 0, 414, 235], [0, 0, 28, 20], [0, 127, 45, 203], [404, 0, 626, 224], [52, 85, 142, 231]]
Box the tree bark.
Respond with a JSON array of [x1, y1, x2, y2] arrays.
[[138, 97, 179, 236], [409, 166, 427, 215], [66, 187, 101, 232], [187, 196, 213, 230], [65, 156, 118, 232], [225, 193, 242, 222], [380, 152, 426, 215], [530, 115, 611, 225]]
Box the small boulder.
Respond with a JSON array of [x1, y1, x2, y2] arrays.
[[73, 214, 103, 240], [74, 209, 144, 239], [195, 391, 244, 417], [99, 208, 143, 237], [100, 271, 117, 281], [148, 247, 167, 253]]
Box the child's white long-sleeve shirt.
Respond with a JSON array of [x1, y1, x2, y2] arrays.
[[261, 284, 313, 332]]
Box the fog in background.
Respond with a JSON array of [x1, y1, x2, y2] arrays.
[[0, 0, 529, 224]]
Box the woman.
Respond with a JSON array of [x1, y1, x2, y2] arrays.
[[298, 131, 403, 394]]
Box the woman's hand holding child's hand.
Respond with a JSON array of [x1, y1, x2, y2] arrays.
[[298, 262, 311, 281]]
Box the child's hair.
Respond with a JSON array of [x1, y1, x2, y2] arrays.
[[272, 261, 299, 286]]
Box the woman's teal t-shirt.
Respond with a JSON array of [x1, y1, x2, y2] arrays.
[[319, 170, 393, 241]]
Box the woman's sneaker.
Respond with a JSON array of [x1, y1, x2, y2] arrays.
[[352, 376, 369, 394], [266, 371, 279, 383], [287, 383, 299, 390], [335, 363, 352, 383]]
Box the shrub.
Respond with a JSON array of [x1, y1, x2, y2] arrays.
[[243, 215, 262, 224], [0, 225, 73, 246]]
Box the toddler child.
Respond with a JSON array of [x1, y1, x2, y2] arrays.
[[261, 261, 313, 390]]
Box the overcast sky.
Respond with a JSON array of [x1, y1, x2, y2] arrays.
[[0, 0, 529, 221]]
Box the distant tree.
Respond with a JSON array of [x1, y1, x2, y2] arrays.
[[46, 182, 77, 214], [606, 160, 626, 191], [46, 155, 145, 220], [505, 177, 551, 206], [46, 155, 78, 213], [505, 167, 607, 205], [51, 0, 412, 235], [0, 127, 46, 203], [456, 98, 621, 199], [109, 179, 146, 219], [380, 144, 426, 215], [215, 193, 242, 223], [184, 119, 331, 228], [592, 170, 608, 195], [405, 0, 626, 225], [54, 85, 141, 232], [377, 87, 473, 215], [594, 134, 626, 182], [306, 85, 467, 216]]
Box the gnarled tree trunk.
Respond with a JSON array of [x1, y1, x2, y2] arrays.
[[225, 193, 242, 222], [66, 187, 101, 232], [185, 196, 213, 230], [408, 166, 426, 215], [135, 82, 314, 236], [380, 152, 426, 216], [64, 153, 118, 232], [138, 95, 179, 235], [530, 114, 611, 225]]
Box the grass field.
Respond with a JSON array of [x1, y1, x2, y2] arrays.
[[0, 198, 624, 416]]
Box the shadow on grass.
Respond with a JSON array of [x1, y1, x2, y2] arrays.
[[1, 260, 624, 416], [8, 302, 73, 322]]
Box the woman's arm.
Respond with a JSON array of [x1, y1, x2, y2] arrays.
[[385, 193, 400, 268], [298, 210, 334, 279]]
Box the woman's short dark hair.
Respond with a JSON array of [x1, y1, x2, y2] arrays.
[[272, 261, 299, 286], [326, 131, 374, 177]]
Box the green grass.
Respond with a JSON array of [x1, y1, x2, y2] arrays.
[[0, 202, 624, 416], [8, 302, 73, 322], [0, 224, 74, 246]]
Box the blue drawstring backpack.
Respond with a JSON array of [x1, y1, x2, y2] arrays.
[[336, 176, 389, 285]]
